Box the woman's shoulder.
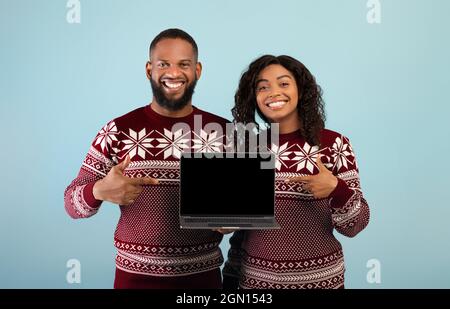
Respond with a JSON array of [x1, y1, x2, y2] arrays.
[[319, 128, 352, 148]]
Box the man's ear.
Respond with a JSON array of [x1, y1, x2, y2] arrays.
[[195, 62, 202, 80], [145, 61, 152, 80]]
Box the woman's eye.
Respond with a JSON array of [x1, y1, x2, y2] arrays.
[[281, 82, 289, 87], [257, 86, 268, 91]]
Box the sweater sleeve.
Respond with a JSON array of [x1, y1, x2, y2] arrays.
[[328, 135, 370, 237], [222, 230, 246, 289], [64, 120, 119, 219]]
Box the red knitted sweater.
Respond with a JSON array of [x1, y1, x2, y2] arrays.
[[222, 128, 370, 289], [64, 105, 229, 277]]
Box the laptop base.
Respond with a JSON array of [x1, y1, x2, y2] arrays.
[[180, 217, 280, 230]]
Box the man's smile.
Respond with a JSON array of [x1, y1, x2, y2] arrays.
[[161, 78, 186, 92]]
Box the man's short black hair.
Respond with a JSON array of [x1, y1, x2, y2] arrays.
[[149, 28, 198, 60]]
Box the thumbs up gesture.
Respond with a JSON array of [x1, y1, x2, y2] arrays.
[[285, 155, 338, 199], [93, 155, 159, 205]]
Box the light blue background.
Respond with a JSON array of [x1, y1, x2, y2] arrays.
[[1, 0, 449, 288]]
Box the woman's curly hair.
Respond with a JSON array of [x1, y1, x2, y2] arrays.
[[232, 55, 326, 146]]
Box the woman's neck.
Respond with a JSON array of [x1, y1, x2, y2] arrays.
[[277, 117, 302, 134]]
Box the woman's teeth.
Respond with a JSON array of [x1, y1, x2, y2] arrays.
[[267, 101, 287, 109]]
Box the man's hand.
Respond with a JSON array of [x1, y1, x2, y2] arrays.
[[285, 154, 338, 199], [212, 228, 238, 234], [93, 155, 159, 205]]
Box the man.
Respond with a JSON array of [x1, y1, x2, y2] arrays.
[[64, 29, 229, 288]]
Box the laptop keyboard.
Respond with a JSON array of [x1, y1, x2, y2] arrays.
[[183, 218, 274, 224]]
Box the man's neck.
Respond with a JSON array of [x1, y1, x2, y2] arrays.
[[150, 100, 194, 118]]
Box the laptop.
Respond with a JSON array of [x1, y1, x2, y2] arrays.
[[179, 152, 280, 229]]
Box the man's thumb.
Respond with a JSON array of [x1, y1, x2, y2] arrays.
[[116, 155, 131, 172]]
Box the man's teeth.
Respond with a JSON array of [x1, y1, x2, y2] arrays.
[[267, 101, 286, 108], [163, 81, 184, 89]]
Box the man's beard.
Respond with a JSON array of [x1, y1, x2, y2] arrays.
[[150, 77, 197, 111]]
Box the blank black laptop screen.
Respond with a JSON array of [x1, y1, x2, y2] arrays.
[[180, 153, 275, 216]]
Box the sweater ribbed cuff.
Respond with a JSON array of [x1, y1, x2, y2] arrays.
[[329, 178, 353, 209], [82, 182, 102, 209]]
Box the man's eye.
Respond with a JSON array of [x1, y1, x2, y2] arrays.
[[158, 63, 169, 68], [180, 63, 190, 68]]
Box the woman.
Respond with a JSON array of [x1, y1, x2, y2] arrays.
[[222, 55, 370, 289]]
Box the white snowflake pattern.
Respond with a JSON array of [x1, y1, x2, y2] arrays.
[[331, 136, 354, 172], [122, 128, 154, 159], [290, 142, 321, 173], [154, 128, 191, 159], [191, 130, 225, 153], [270, 142, 295, 171], [94, 121, 118, 152]]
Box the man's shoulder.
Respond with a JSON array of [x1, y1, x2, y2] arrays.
[[193, 106, 231, 125], [114, 106, 146, 122], [104, 106, 146, 128]]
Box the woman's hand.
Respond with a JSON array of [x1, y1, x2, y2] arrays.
[[285, 155, 338, 199]]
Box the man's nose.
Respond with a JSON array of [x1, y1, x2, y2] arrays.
[[164, 66, 183, 78]]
